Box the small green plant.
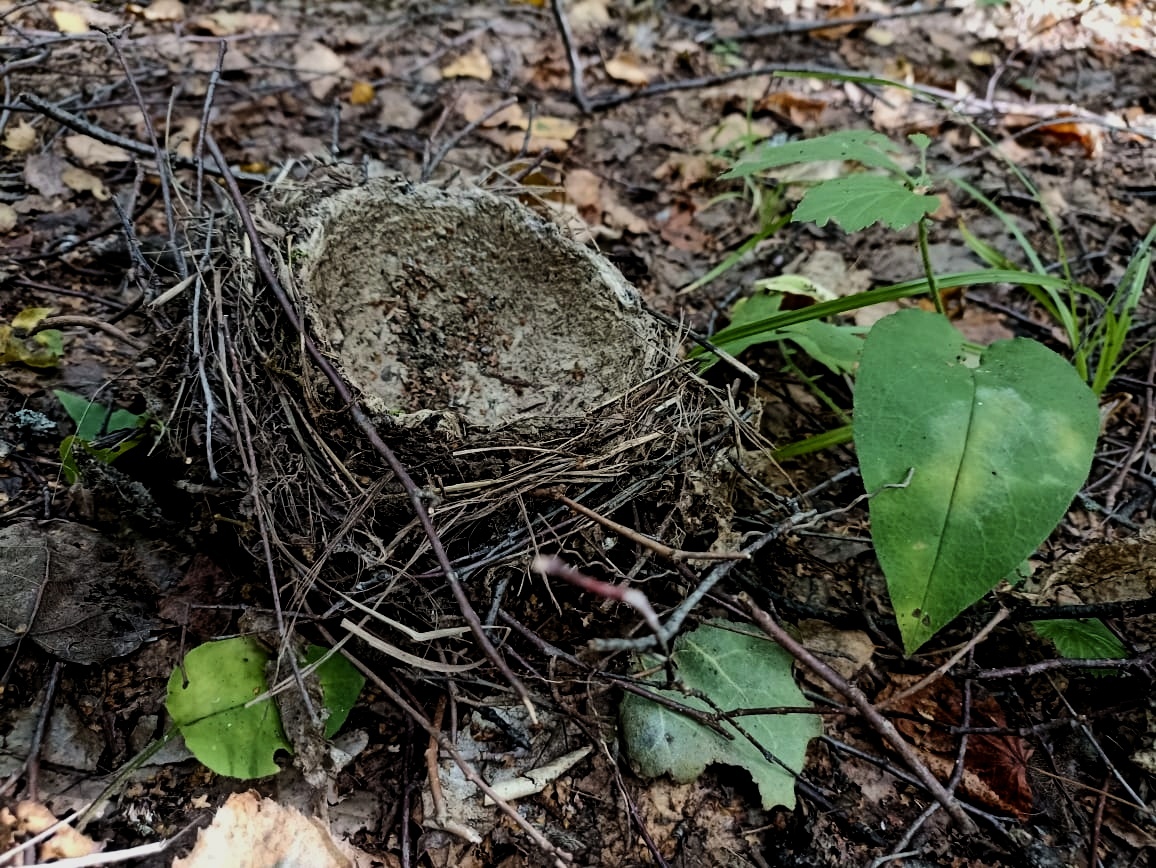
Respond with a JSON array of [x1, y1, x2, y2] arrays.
[[690, 125, 1144, 652], [54, 390, 150, 483], [166, 636, 364, 779]]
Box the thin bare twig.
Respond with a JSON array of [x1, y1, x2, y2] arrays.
[[29, 315, 146, 351], [590, 508, 816, 652], [1103, 342, 1156, 510], [550, 0, 591, 112], [555, 493, 749, 562], [705, 3, 958, 43], [876, 607, 1009, 711], [422, 96, 519, 181], [16, 92, 258, 178], [340, 648, 573, 866]]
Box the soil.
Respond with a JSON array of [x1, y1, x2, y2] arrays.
[[1, 1, 1155, 867]]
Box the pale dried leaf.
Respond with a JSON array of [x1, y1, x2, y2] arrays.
[[61, 166, 109, 200], [564, 168, 602, 209], [441, 47, 492, 81], [65, 134, 131, 166], [173, 792, 365, 868], [189, 11, 279, 35], [296, 42, 346, 100], [605, 53, 655, 86], [143, 0, 185, 20], [3, 120, 37, 153]]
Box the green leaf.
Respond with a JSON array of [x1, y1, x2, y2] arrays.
[[853, 310, 1099, 653], [166, 637, 292, 779], [620, 621, 821, 809], [723, 130, 905, 178], [687, 269, 1076, 355], [793, 175, 939, 232], [53, 390, 146, 441], [0, 307, 64, 368], [304, 645, 364, 738], [1032, 619, 1126, 662]]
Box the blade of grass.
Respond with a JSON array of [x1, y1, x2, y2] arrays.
[[690, 269, 1076, 362]]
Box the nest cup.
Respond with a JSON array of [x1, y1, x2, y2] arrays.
[[290, 177, 664, 434]]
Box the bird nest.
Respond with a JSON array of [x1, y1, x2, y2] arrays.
[[167, 164, 739, 673]]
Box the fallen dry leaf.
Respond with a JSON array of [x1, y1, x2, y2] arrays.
[[3, 119, 36, 153], [65, 134, 130, 166], [569, 0, 610, 31], [130, 0, 185, 21], [605, 53, 658, 86], [758, 91, 830, 128], [23, 152, 68, 198], [295, 42, 346, 101], [0, 203, 16, 232], [189, 11, 279, 35], [565, 168, 602, 210], [652, 153, 720, 190], [61, 166, 109, 200], [658, 200, 711, 252], [799, 619, 875, 680], [529, 116, 578, 140], [349, 80, 375, 105], [8, 801, 100, 861], [51, 6, 89, 34], [173, 791, 367, 868], [457, 92, 525, 127], [862, 26, 895, 46], [442, 47, 492, 81], [877, 675, 1033, 820]]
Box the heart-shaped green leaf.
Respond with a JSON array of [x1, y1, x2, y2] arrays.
[[854, 310, 1098, 652], [166, 636, 291, 779]]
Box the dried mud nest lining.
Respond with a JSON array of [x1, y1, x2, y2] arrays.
[[289, 177, 663, 429]]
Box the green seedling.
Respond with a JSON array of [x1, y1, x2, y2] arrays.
[[54, 390, 150, 483], [693, 108, 1139, 651], [166, 636, 364, 779]]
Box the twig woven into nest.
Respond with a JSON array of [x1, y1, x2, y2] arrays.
[[166, 162, 739, 664]]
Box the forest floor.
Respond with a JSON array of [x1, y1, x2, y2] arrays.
[[1, 0, 1156, 866]]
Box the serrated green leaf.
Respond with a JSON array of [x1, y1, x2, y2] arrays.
[[793, 175, 939, 232], [1032, 619, 1126, 662], [166, 637, 292, 779], [620, 621, 821, 809], [854, 310, 1098, 652], [724, 130, 905, 178]]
